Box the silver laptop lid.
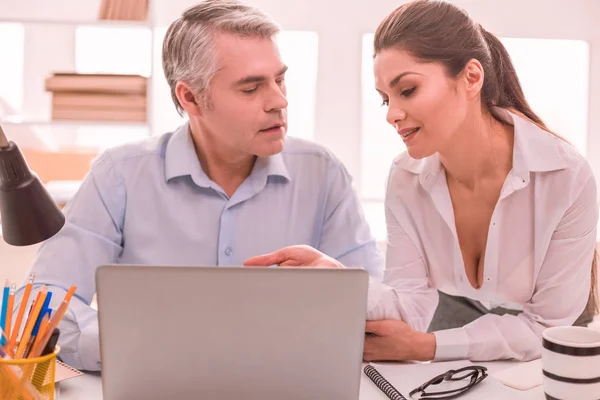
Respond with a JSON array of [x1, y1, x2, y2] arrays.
[[96, 265, 369, 400]]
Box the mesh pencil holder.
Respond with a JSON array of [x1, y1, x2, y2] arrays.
[[0, 345, 60, 400]]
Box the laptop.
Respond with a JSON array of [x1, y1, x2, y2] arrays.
[[96, 265, 369, 400]]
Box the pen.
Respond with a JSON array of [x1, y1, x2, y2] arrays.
[[0, 327, 7, 352], [4, 284, 16, 344], [41, 328, 59, 357], [31, 328, 61, 391], [0, 279, 9, 345], [0, 327, 7, 363], [24, 292, 52, 358]]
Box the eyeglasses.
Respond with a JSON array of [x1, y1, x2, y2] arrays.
[[409, 366, 488, 399]]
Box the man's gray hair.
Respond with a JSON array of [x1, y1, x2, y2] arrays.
[[162, 0, 280, 115]]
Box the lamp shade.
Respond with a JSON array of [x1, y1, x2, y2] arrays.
[[0, 141, 65, 246]]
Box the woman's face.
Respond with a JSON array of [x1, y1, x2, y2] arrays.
[[373, 48, 472, 159]]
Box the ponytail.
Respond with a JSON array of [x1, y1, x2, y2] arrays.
[[480, 27, 599, 316], [587, 250, 599, 315], [479, 28, 548, 131]]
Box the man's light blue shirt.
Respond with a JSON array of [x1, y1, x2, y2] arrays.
[[17, 123, 383, 370]]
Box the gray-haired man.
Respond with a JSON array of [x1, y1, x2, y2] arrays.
[[18, 0, 382, 371]]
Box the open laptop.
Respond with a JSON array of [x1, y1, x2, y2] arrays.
[[96, 265, 369, 400]]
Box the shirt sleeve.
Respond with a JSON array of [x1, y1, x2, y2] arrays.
[[366, 167, 439, 332], [317, 162, 384, 280], [434, 160, 598, 361], [13, 152, 125, 371]]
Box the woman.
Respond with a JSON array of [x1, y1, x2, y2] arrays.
[[245, 0, 598, 362]]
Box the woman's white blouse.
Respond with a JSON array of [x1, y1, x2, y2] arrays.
[[367, 109, 598, 361]]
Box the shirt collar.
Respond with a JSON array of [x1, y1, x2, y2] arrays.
[[164, 122, 211, 187], [497, 108, 568, 177], [164, 122, 291, 188], [398, 108, 569, 188]]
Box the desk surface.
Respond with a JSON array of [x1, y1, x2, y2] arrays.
[[56, 362, 544, 399]]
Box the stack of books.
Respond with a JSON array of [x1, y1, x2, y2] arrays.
[[45, 73, 148, 122], [98, 0, 149, 21]]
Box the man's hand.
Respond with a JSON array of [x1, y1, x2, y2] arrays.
[[244, 245, 345, 268]]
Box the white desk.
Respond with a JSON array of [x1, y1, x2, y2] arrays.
[[56, 362, 544, 399]]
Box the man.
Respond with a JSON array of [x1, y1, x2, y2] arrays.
[[16, 0, 382, 371]]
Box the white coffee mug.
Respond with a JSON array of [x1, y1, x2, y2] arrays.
[[542, 326, 600, 400]]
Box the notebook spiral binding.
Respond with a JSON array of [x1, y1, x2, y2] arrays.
[[57, 360, 80, 374], [364, 365, 408, 400]]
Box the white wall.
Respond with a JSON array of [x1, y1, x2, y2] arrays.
[[0, 241, 39, 286], [1, 0, 599, 191], [153, 0, 600, 190], [1, 0, 600, 276]]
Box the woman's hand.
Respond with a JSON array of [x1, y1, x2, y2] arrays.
[[244, 245, 345, 268], [364, 320, 436, 362]]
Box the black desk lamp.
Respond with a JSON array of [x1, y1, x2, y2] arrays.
[[0, 124, 65, 246]]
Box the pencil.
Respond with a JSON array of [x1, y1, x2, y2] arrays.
[[0, 327, 37, 400], [29, 311, 50, 359], [0, 364, 38, 400], [29, 286, 77, 359], [15, 286, 47, 358], [0, 346, 43, 400], [65, 286, 76, 302], [8, 273, 35, 351]]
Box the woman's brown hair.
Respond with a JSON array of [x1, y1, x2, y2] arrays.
[[374, 0, 598, 316]]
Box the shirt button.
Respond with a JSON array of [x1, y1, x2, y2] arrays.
[[224, 247, 233, 256], [485, 277, 492, 282]]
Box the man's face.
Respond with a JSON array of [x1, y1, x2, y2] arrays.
[[196, 32, 288, 158]]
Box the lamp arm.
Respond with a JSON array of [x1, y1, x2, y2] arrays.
[[0, 125, 8, 148]]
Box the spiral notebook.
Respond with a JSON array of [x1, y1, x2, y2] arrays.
[[55, 360, 83, 382], [364, 360, 528, 400]]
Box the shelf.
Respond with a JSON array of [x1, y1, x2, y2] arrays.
[[0, 18, 151, 28], [0, 119, 151, 152], [0, 117, 149, 128]]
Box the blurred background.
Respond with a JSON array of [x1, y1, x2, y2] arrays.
[[0, 0, 599, 286]]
